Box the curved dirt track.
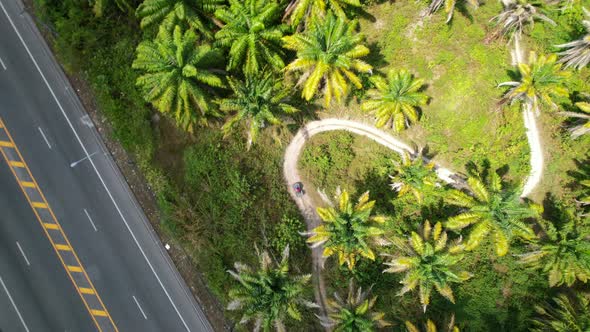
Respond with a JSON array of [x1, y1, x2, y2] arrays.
[[283, 117, 543, 316]]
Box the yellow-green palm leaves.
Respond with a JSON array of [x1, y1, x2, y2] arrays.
[[362, 70, 428, 131], [283, 13, 372, 106], [445, 172, 537, 256], [227, 246, 316, 332], [220, 73, 299, 148], [132, 25, 225, 132], [215, 0, 287, 75], [389, 152, 440, 204], [306, 190, 386, 270], [320, 279, 391, 331], [283, 0, 361, 28], [426, 0, 478, 23], [136, 0, 222, 39], [405, 317, 459, 332], [384, 221, 472, 312], [531, 293, 590, 332], [519, 204, 590, 287], [500, 52, 571, 111]]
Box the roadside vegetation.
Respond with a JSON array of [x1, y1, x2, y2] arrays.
[[32, 0, 590, 330]]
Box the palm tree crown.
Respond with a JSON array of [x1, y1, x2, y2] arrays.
[[220, 73, 299, 148], [426, 0, 478, 24], [227, 246, 316, 332], [361, 69, 429, 131], [136, 0, 222, 38], [405, 316, 460, 332], [215, 0, 287, 75], [520, 204, 590, 287], [389, 152, 440, 204], [531, 293, 590, 331], [283, 13, 372, 106], [444, 171, 537, 256], [132, 25, 224, 132], [384, 221, 472, 312], [319, 279, 391, 331], [283, 0, 361, 28], [499, 52, 571, 112], [491, 0, 555, 40], [560, 98, 590, 138], [306, 190, 387, 270], [557, 8, 590, 70]]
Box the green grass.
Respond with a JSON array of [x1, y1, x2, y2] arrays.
[[357, 0, 531, 182]]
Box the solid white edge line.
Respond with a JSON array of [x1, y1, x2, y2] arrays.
[[0, 2, 196, 331], [15, 241, 30, 266], [83, 209, 98, 232], [0, 275, 30, 332], [0, 56, 6, 70], [132, 295, 148, 320], [37, 127, 51, 149]]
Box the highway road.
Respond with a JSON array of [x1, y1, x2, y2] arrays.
[[0, 0, 213, 331]]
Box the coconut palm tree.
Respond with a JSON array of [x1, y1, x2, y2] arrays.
[[405, 316, 459, 332], [560, 98, 590, 138], [283, 13, 372, 106], [90, 0, 133, 17], [132, 25, 225, 132], [490, 0, 555, 40], [361, 69, 429, 131], [384, 221, 472, 312], [531, 293, 590, 331], [219, 73, 299, 148], [556, 8, 590, 70], [227, 246, 317, 332], [319, 279, 391, 331], [389, 152, 440, 204], [306, 190, 387, 270], [519, 203, 590, 287], [444, 170, 538, 256], [283, 0, 361, 28], [136, 0, 222, 38], [426, 0, 478, 24], [215, 0, 288, 75], [499, 52, 571, 113]]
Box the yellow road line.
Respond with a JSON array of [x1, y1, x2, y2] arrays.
[[9, 161, 25, 168], [79, 287, 95, 294], [31, 202, 47, 208], [43, 222, 60, 230], [91, 310, 108, 317], [67, 265, 83, 272], [0, 117, 117, 332], [55, 244, 71, 251]]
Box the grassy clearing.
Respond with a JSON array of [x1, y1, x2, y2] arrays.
[[357, 0, 531, 183]]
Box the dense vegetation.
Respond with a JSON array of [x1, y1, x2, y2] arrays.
[[33, 0, 590, 331]]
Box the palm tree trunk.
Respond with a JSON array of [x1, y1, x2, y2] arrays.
[[511, 34, 525, 65], [521, 101, 543, 198]]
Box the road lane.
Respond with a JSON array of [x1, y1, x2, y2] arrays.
[[0, 157, 96, 332]]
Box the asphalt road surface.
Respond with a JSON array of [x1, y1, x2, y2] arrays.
[[0, 0, 213, 331]]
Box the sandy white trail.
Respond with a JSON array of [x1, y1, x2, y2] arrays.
[[282, 117, 542, 318]]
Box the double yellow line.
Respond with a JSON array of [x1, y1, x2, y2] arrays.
[[0, 117, 118, 332]]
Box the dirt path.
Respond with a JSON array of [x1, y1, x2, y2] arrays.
[[283, 117, 543, 319], [282, 119, 457, 317]]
